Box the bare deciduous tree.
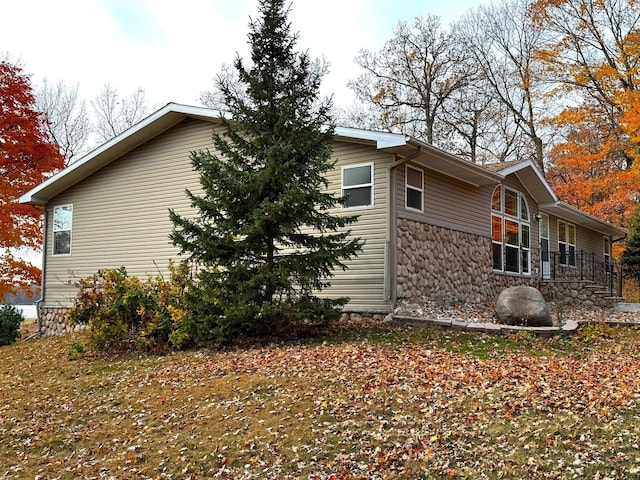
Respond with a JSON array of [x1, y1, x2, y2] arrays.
[[35, 78, 90, 165], [92, 84, 149, 142], [458, 0, 552, 171], [348, 15, 471, 146]]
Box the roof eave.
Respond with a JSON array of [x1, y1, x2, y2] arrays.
[[19, 103, 221, 205], [540, 201, 627, 238], [494, 159, 559, 205], [407, 139, 503, 187], [334, 127, 409, 149]]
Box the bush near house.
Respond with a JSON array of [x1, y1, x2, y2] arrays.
[[68, 262, 193, 352], [0, 304, 24, 345]]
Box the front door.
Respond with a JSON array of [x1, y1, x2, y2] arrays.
[[540, 214, 550, 279]]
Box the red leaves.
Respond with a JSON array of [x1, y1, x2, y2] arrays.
[[0, 60, 64, 299]]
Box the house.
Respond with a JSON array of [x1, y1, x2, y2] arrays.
[[19, 103, 626, 336]]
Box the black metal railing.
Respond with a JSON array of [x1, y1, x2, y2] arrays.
[[546, 250, 620, 297]]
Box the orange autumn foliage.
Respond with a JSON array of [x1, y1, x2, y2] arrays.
[[532, 0, 640, 232], [547, 103, 640, 229], [0, 61, 64, 299]]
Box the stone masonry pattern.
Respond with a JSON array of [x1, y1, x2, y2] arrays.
[[396, 218, 536, 305]]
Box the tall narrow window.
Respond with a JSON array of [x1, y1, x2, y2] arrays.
[[405, 165, 424, 212], [491, 186, 530, 275], [568, 223, 576, 266], [540, 214, 550, 279], [604, 237, 611, 267], [342, 163, 373, 209], [53, 205, 73, 255], [492, 215, 503, 270], [558, 221, 576, 266], [558, 220, 567, 265]]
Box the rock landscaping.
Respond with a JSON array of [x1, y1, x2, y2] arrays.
[[389, 298, 640, 336]]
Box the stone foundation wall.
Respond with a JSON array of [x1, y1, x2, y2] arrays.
[[396, 218, 536, 305], [538, 281, 616, 308], [39, 306, 86, 337]]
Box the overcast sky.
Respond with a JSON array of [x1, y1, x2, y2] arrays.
[[2, 0, 483, 111]]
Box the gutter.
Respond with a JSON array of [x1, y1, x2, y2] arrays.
[[32, 204, 46, 337], [384, 145, 423, 302], [613, 232, 627, 244]]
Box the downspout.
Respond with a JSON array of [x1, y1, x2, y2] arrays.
[[33, 204, 46, 337], [385, 146, 423, 302]]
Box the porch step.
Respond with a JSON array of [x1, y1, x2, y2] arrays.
[[540, 279, 620, 307], [615, 303, 640, 312]]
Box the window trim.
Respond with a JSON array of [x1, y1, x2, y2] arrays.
[[603, 236, 611, 266], [341, 162, 374, 210], [52, 204, 73, 256], [491, 186, 530, 276], [405, 164, 424, 212], [558, 220, 576, 267]]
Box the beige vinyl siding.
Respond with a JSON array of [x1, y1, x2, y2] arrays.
[[546, 215, 604, 258], [44, 118, 211, 306], [43, 119, 394, 312], [315, 142, 394, 312], [576, 226, 605, 256], [396, 162, 495, 237]]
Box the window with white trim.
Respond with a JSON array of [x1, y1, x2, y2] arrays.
[[491, 186, 530, 274], [53, 205, 73, 255], [405, 165, 424, 212], [604, 237, 611, 267], [558, 220, 576, 266], [342, 163, 373, 209]]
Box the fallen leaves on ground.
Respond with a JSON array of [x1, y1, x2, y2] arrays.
[[2, 321, 640, 479]]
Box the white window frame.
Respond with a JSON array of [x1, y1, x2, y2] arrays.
[[341, 162, 374, 210], [558, 220, 576, 267], [603, 236, 611, 267], [405, 164, 424, 212], [491, 186, 530, 275], [52, 204, 73, 256]]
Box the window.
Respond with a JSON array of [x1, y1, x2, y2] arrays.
[[405, 165, 424, 211], [342, 163, 373, 209], [53, 205, 72, 255], [604, 237, 611, 267], [492, 215, 503, 270], [558, 220, 576, 266], [491, 186, 530, 275]]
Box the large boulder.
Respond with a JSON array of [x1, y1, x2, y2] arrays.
[[495, 286, 552, 327]]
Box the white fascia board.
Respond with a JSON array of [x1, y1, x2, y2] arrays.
[[497, 159, 559, 204], [541, 201, 626, 237], [19, 103, 222, 205], [334, 127, 409, 149], [19, 103, 410, 204]]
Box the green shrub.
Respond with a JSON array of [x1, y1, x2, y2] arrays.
[[0, 305, 24, 346], [578, 321, 614, 342], [69, 261, 194, 352], [68, 341, 85, 360]]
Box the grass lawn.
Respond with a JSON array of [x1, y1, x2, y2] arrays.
[[2, 320, 640, 479]]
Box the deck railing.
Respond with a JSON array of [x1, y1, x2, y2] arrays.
[[546, 250, 620, 297]]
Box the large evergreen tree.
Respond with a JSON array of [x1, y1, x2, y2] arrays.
[[170, 0, 362, 343]]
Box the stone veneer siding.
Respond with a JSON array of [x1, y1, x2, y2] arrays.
[[538, 281, 617, 308], [396, 218, 537, 304], [39, 306, 86, 337]]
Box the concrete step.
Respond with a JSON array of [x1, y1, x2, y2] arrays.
[[615, 303, 640, 312]]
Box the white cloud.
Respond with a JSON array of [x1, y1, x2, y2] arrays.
[[2, 0, 481, 109]]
